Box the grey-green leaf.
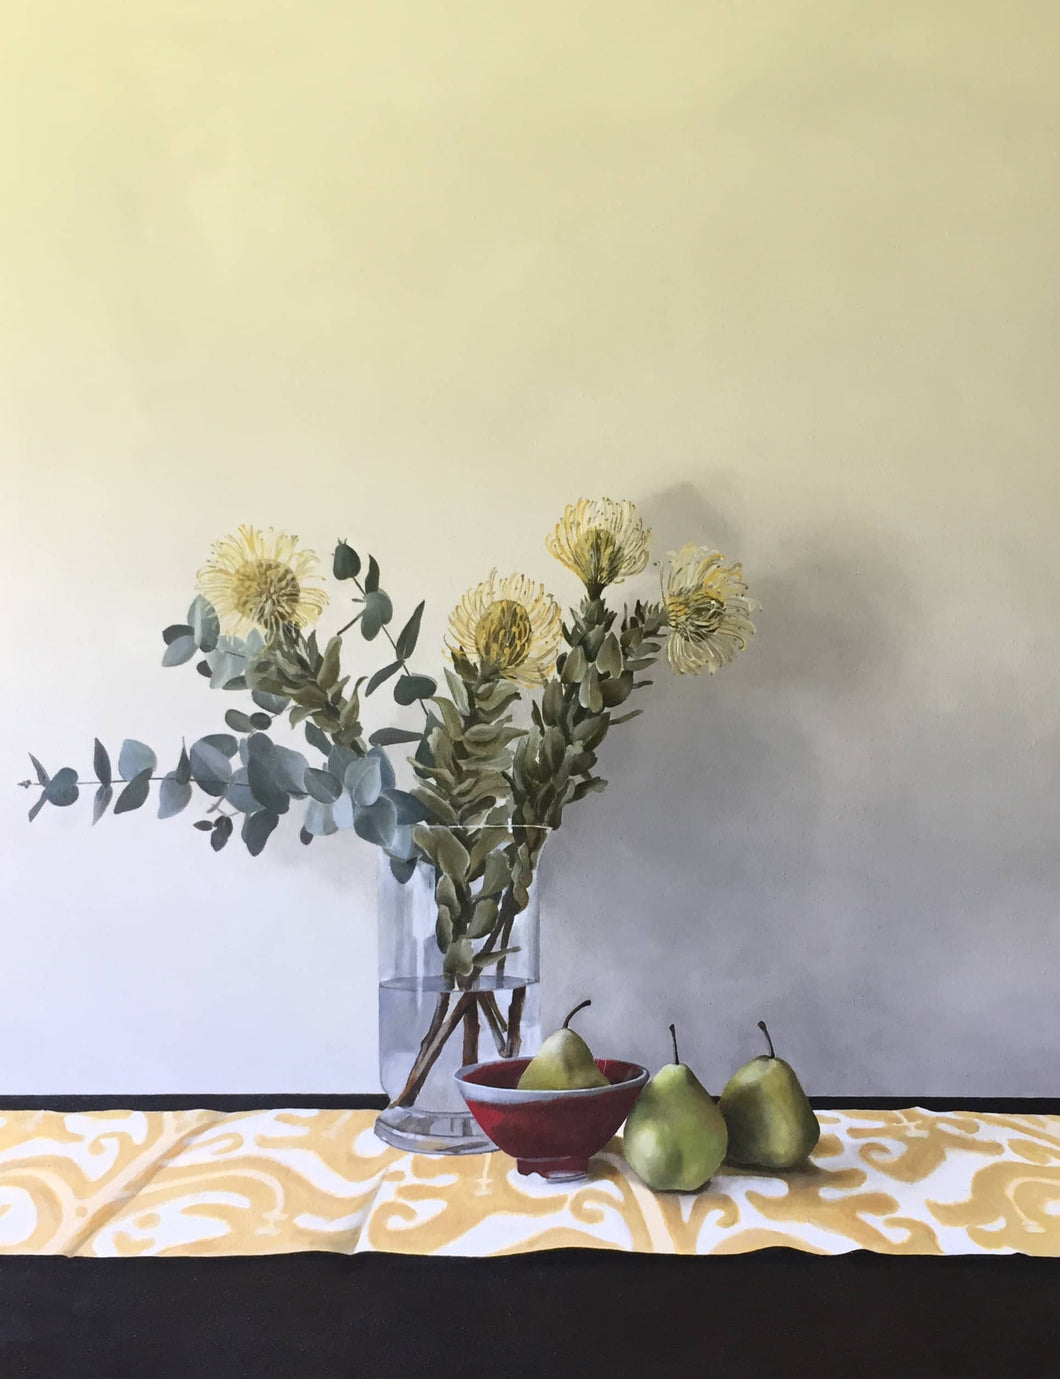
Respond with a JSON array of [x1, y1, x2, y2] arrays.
[[200, 733, 238, 758], [333, 540, 361, 580], [210, 814, 233, 851], [304, 767, 343, 803], [92, 784, 113, 825], [188, 596, 221, 652], [114, 768, 152, 814], [28, 791, 47, 822], [394, 674, 436, 706], [305, 722, 332, 755], [369, 727, 423, 747], [158, 775, 192, 819], [189, 740, 232, 797], [251, 690, 290, 715], [366, 660, 403, 695], [345, 755, 383, 807], [44, 768, 79, 807], [93, 739, 112, 788], [242, 809, 279, 856], [174, 744, 192, 786], [303, 798, 338, 836], [364, 554, 380, 593], [28, 754, 49, 785], [245, 734, 290, 814], [119, 739, 156, 780], [353, 794, 398, 848], [163, 623, 194, 646], [395, 601, 425, 660], [225, 768, 259, 814], [360, 589, 393, 640], [225, 709, 256, 733], [162, 635, 197, 667]]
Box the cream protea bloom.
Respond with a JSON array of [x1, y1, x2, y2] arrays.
[[663, 543, 756, 675], [546, 498, 651, 596], [447, 570, 562, 687], [196, 525, 328, 639]]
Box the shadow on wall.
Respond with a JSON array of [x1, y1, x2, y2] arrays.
[[541, 480, 920, 1093]]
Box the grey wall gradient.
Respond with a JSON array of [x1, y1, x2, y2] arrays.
[[2, 2, 1057, 1095]]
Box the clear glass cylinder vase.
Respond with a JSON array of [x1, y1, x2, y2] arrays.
[[374, 852, 541, 1155]]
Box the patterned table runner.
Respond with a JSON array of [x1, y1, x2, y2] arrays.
[[1, 1107, 1057, 1258]]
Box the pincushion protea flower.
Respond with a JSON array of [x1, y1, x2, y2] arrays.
[[447, 570, 562, 687], [663, 543, 756, 675], [195, 525, 328, 639], [547, 498, 652, 597]]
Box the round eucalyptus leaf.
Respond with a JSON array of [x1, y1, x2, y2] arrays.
[[344, 755, 382, 807], [200, 733, 238, 759], [304, 722, 332, 755], [189, 740, 233, 797], [271, 745, 309, 796], [353, 793, 397, 849], [210, 815, 233, 851], [383, 788, 432, 825], [304, 767, 343, 803], [303, 798, 338, 837], [249, 712, 272, 730], [331, 790, 356, 829], [251, 689, 290, 715], [367, 746, 396, 791], [245, 733, 290, 814], [162, 635, 197, 667], [332, 540, 361, 580], [114, 768, 152, 814], [225, 709, 256, 734], [43, 768, 79, 808], [187, 596, 221, 653], [394, 674, 436, 706], [158, 775, 192, 820], [162, 623, 194, 646], [225, 768, 258, 814], [241, 809, 279, 857], [360, 589, 393, 640], [119, 739, 157, 781]]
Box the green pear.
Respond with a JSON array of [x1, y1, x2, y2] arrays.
[[718, 1021, 820, 1169], [517, 999, 609, 1090], [623, 1025, 728, 1192]]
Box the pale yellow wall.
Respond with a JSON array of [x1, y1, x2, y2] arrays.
[[2, 2, 1058, 1092]]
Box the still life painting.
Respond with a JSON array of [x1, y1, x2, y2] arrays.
[[2, 2, 1058, 1375]]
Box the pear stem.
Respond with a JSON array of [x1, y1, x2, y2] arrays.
[[563, 999, 592, 1029], [758, 1020, 776, 1059], [669, 1023, 680, 1065]]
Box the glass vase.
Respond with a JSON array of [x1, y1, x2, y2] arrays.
[[373, 853, 541, 1155]]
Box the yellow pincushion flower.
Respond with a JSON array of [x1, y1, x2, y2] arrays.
[[547, 498, 652, 596], [447, 570, 562, 687], [196, 525, 328, 639], [663, 543, 756, 675]]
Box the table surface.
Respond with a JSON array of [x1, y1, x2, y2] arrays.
[[2, 1104, 1058, 1258]]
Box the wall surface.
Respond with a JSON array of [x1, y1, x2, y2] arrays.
[[2, 1, 1058, 1095]]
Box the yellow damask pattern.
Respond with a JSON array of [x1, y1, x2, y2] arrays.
[[0, 1108, 1057, 1258]]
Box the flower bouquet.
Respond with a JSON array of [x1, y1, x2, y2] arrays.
[[23, 499, 755, 1151]]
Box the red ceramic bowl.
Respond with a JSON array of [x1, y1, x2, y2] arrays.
[[455, 1057, 648, 1181]]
